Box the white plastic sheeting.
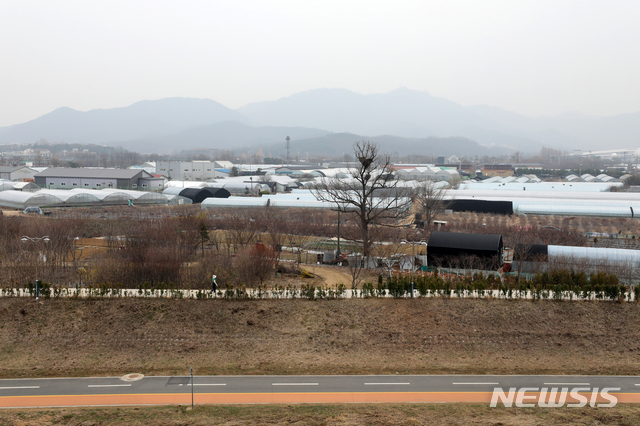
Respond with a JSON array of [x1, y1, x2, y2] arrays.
[[0, 180, 40, 192], [68, 188, 138, 203], [0, 191, 62, 209], [443, 188, 640, 218], [165, 180, 215, 188], [41, 189, 101, 204], [99, 189, 168, 204], [514, 204, 637, 218], [461, 181, 622, 192], [444, 189, 640, 201], [164, 195, 193, 205], [0, 188, 168, 209], [202, 196, 335, 209], [0, 181, 18, 192], [394, 167, 456, 181], [315, 168, 352, 178], [201, 190, 411, 211], [162, 187, 189, 196], [548, 245, 640, 266]]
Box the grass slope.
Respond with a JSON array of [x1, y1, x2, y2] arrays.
[[1, 298, 639, 378]]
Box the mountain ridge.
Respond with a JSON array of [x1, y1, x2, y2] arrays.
[[1, 89, 637, 155]]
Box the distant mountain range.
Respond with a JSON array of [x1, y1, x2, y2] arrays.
[[0, 88, 638, 156]]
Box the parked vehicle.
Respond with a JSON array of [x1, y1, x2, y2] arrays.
[[23, 207, 51, 216]]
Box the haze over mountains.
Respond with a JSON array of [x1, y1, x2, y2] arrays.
[[0, 88, 637, 157]]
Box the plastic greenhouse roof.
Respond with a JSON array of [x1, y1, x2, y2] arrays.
[[548, 245, 640, 265], [0, 188, 169, 209], [0, 191, 63, 209]]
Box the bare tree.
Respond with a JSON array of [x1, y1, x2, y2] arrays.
[[347, 250, 366, 289], [312, 141, 411, 267], [372, 240, 400, 278], [414, 179, 448, 227]]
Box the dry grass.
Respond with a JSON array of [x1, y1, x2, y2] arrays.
[[2, 403, 640, 425], [1, 297, 639, 378]]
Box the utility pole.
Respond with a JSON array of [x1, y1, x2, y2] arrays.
[[336, 210, 341, 256], [285, 136, 290, 164]]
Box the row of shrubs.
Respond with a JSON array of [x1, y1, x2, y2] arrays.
[[380, 270, 633, 301], [1, 271, 638, 302]]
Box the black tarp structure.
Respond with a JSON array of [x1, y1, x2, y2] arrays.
[[447, 199, 514, 215], [427, 231, 503, 269], [177, 187, 231, 204]]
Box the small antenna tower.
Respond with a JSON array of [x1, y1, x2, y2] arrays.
[[285, 136, 291, 164]]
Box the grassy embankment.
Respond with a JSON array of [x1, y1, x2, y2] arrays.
[[1, 296, 639, 378]]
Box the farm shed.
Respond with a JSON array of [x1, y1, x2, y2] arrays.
[[427, 231, 503, 269], [162, 187, 230, 204]]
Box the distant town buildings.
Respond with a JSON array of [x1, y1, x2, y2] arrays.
[[482, 164, 514, 177], [0, 147, 51, 160]]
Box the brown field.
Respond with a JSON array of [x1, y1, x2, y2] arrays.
[[1, 296, 639, 379], [3, 403, 640, 426]]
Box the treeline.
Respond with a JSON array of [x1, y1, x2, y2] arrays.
[[0, 206, 351, 289], [0, 204, 620, 291]]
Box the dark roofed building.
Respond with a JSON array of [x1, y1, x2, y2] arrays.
[[176, 187, 231, 204], [427, 231, 503, 269], [34, 168, 165, 190]]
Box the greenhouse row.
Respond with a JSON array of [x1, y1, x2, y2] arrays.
[[565, 173, 622, 183], [445, 189, 640, 218], [0, 188, 174, 209], [460, 181, 623, 192], [201, 189, 411, 211]]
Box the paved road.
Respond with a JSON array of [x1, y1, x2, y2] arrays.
[[1, 375, 639, 407]]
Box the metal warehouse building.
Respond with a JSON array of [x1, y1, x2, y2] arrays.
[[34, 168, 165, 190]]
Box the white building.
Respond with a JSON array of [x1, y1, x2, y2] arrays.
[[156, 160, 233, 180]]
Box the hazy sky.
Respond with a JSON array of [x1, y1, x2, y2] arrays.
[[1, 0, 639, 127]]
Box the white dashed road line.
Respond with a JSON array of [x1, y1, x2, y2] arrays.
[[187, 384, 227, 386], [88, 384, 132, 388], [0, 386, 40, 390], [272, 383, 319, 386], [543, 383, 590, 386], [452, 382, 500, 385], [364, 383, 411, 385]]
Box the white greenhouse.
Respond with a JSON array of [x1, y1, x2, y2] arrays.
[[0, 188, 169, 209]]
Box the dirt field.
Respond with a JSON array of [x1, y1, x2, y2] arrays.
[[2, 403, 640, 426], [1, 297, 639, 379]]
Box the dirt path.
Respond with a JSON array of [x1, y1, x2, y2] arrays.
[[308, 264, 380, 287], [309, 265, 352, 287]]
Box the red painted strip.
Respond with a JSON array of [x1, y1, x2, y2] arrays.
[[0, 391, 637, 408]]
